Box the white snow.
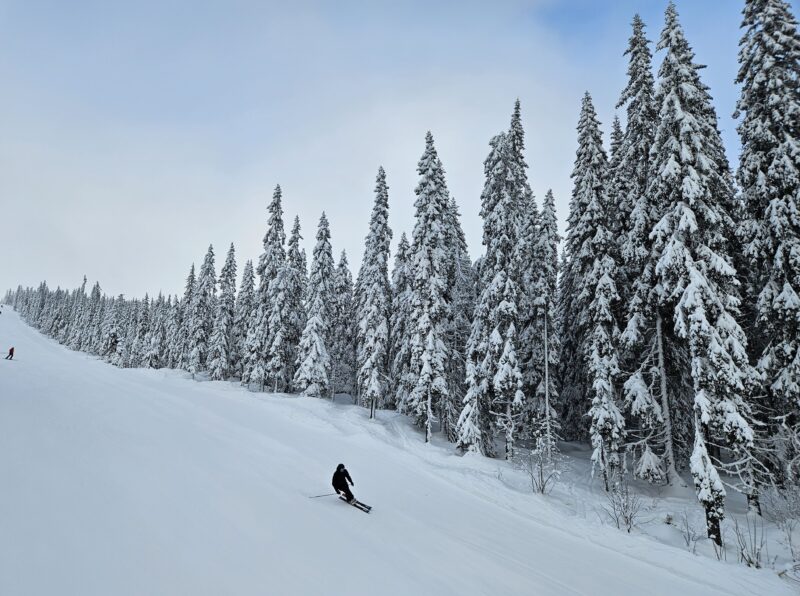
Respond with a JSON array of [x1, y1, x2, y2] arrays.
[[0, 308, 792, 596]]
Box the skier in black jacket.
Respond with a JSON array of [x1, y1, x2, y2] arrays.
[[332, 463, 355, 502]]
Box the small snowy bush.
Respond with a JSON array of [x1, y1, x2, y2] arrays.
[[601, 474, 643, 533]]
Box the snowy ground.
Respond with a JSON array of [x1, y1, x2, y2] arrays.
[[0, 308, 794, 596]]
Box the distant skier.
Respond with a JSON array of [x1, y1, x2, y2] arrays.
[[5, 347, 14, 360], [332, 463, 355, 503]]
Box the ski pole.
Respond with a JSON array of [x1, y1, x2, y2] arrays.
[[308, 493, 337, 499]]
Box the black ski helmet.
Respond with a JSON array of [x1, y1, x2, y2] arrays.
[[337, 463, 345, 471]]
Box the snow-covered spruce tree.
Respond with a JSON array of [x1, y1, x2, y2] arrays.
[[142, 294, 165, 369], [735, 0, 800, 481], [293, 291, 331, 398], [287, 215, 308, 340], [129, 294, 151, 368], [310, 212, 337, 334], [457, 132, 524, 458], [287, 217, 308, 354], [403, 132, 452, 443], [293, 212, 335, 397], [330, 251, 357, 396], [64, 276, 87, 348], [74, 281, 101, 353], [607, 115, 627, 319], [557, 92, 611, 442], [264, 264, 294, 391], [67, 284, 82, 345], [55, 288, 72, 341], [616, 14, 657, 311], [118, 299, 139, 368], [164, 296, 182, 369], [507, 100, 556, 435], [299, 247, 309, 292], [389, 232, 414, 410], [615, 13, 688, 486], [86, 282, 104, 353], [60, 277, 80, 345], [243, 186, 286, 390], [582, 154, 626, 491], [33, 284, 55, 336], [517, 195, 541, 402], [120, 298, 137, 368], [355, 167, 393, 418], [101, 294, 124, 362], [110, 297, 127, 366], [95, 297, 112, 354], [263, 217, 307, 392], [49, 288, 65, 336], [78, 280, 98, 351], [527, 190, 562, 461], [645, 3, 756, 544], [30, 282, 49, 328], [507, 99, 532, 218], [81, 283, 104, 355], [442, 196, 475, 441], [264, 216, 307, 391], [507, 100, 537, 360], [176, 264, 196, 370], [188, 245, 217, 377], [232, 259, 255, 378], [609, 116, 623, 163], [208, 243, 237, 381]]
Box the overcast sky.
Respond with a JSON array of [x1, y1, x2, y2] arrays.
[[2, 0, 796, 298]]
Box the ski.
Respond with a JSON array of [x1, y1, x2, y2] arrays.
[[339, 496, 371, 513]]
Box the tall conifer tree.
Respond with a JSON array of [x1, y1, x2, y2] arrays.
[[330, 251, 357, 395], [188, 245, 217, 376], [736, 0, 800, 480], [294, 213, 335, 397], [558, 93, 611, 442], [458, 131, 524, 458], [209, 243, 237, 380], [177, 264, 195, 370], [641, 3, 755, 543], [356, 167, 393, 417], [243, 186, 286, 389], [404, 133, 452, 442], [389, 232, 414, 410], [232, 260, 255, 378]]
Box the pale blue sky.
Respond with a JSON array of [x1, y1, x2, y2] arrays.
[[1, 0, 794, 297]]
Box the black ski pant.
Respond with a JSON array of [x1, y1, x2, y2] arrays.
[[338, 485, 354, 502]]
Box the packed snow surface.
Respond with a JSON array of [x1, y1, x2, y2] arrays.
[[0, 309, 790, 595]]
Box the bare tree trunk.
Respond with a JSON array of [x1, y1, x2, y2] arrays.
[[706, 505, 722, 547], [506, 402, 514, 460], [543, 309, 552, 458], [656, 314, 682, 486], [425, 392, 432, 443]]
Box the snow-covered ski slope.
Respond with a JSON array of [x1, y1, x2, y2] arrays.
[[0, 309, 789, 596]]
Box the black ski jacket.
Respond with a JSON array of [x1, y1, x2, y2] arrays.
[[332, 469, 353, 492]]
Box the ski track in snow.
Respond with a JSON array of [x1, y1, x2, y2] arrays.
[[0, 309, 791, 596]]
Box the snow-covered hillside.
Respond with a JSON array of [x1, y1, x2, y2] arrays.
[[0, 309, 790, 596]]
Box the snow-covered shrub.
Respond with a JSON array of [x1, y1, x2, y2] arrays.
[[514, 441, 563, 495], [632, 443, 665, 484], [732, 513, 767, 569], [601, 474, 643, 533], [678, 509, 701, 554], [763, 486, 800, 562]]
